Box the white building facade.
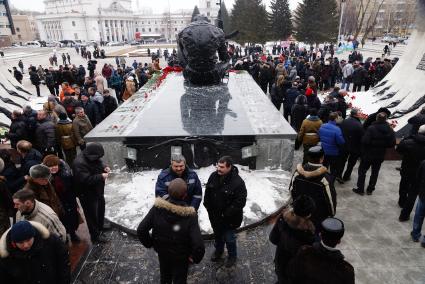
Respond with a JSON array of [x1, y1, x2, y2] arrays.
[[36, 0, 221, 42]]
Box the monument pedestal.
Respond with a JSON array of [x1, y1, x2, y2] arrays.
[[86, 71, 296, 170]]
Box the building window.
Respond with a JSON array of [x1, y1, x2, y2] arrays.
[[18, 35, 21, 39], [155, 28, 158, 32], [136, 28, 139, 32], [142, 28, 145, 32], [72, 21, 76, 27], [175, 28, 177, 31], [207, 1, 211, 8], [207, 12, 210, 16], [148, 28, 151, 32], [16, 27, 20, 32], [74, 33, 78, 39]]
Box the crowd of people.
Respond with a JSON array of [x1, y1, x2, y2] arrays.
[[0, 37, 423, 284]]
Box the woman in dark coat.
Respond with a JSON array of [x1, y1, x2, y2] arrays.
[[0, 167, 13, 236], [0, 150, 22, 194], [43, 155, 80, 242]]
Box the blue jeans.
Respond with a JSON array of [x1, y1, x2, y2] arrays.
[[411, 198, 425, 243], [341, 78, 351, 91], [214, 229, 237, 258]]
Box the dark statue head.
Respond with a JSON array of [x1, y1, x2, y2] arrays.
[[192, 14, 210, 23]]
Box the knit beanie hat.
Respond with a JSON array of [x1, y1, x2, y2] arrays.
[[58, 112, 68, 120], [43, 155, 60, 167], [29, 164, 51, 179], [10, 221, 36, 243], [292, 195, 316, 217], [168, 178, 187, 200]]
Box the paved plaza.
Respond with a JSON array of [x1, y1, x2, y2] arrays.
[[72, 155, 425, 284]]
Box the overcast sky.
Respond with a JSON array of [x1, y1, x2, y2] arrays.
[[9, 0, 301, 13]]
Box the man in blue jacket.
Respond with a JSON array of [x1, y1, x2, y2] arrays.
[[155, 154, 202, 210], [318, 112, 345, 182]]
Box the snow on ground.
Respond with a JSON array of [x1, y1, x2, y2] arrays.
[[104, 165, 292, 234]]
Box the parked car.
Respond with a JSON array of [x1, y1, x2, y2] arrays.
[[25, 41, 42, 48], [106, 41, 125, 46], [381, 34, 399, 43]]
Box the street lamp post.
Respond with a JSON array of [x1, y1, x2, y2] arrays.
[[338, 0, 346, 43]]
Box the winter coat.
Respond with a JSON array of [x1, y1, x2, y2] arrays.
[[0, 177, 13, 237], [285, 86, 301, 110], [1, 162, 21, 194], [15, 149, 43, 191], [361, 121, 396, 161], [275, 63, 288, 78], [340, 116, 364, 154], [44, 72, 55, 87], [271, 83, 285, 103], [56, 119, 76, 150], [13, 70, 23, 82], [291, 96, 309, 132], [0, 221, 70, 284], [29, 70, 40, 86], [59, 85, 75, 102], [352, 66, 367, 85], [95, 75, 106, 93], [407, 113, 425, 135], [204, 166, 247, 232], [417, 160, 425, 202], [7, 117, 28, 148], [34, 118, 56, 153], [16, 200, 67, 242], [122, 80, 136, 101], [306, 94, 321, 111], [81, 100, 101, 127], [137, 198, 205, 263], [290, 163, 337, 228], [298, 116, 323, 146], [269, 209, 315, 282], [342, 63, 354, 80], [155, 167, 203, 210], [61, 70, 74, 86], [24, 178, 64, 218], [101, 66, 112, 79], [72, 143, 106, 197], [102, 95, 118, 118], [396, 134, 425, 179], [72, 115, 93, 145], [318, 121, 345, 156], [287, 242, 355, 284]]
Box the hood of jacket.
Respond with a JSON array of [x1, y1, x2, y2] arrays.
[[24, 149, 42, 163], [283, 209, 315, 233], [83, 143, 104, 161], [296, 163, 328, 179], [154, 197, 196, 217], [0, 221, 50, 258]]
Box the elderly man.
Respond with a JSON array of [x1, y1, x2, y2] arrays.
[[155, 154, 203, 210], [72, 107, 93, 151], [13, 189, 66, 242]]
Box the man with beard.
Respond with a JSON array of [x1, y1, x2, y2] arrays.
[[204, 156, 247, 268], [155, 154, 202, 210]]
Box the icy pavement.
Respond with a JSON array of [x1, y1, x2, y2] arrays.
[[104, 165, 292, 234]]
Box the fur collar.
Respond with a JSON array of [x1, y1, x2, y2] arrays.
[[283, 209, 315, 233], [154, 198, 196, 217], [296, 164, 328, 178], [0, 221, 50, 258]]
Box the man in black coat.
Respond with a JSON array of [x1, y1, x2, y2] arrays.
[[34, 110, 56, 155], [396, 125, 425, 221], [0, 221, 70, 284], [269, 195, 316, 284], [138, 178, 205, 283], [29, 66, 41, 97], [80, 93, 101, 127], [102, 89, 118, 118], [287, 218, 355, 284], [7, 110, 28, 149], [363, 107, 391, 130], [13, 67, 23, 84], [353, 112, 396, 195], [407, 107, 425, 135], [204, 156, 247, 268], [340, 109, 365, 181], [72, 143, 110, 243], [290, 146, 337, 230]]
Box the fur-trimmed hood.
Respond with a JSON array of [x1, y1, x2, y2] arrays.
[[296, 164, 328, 179], [0, 221, 50, 258], [283, 209, 315, 233], [154, 197, 196, 217]]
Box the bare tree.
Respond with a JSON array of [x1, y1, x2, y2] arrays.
[[354, 0, 373, 39], [361, 0, 385, 45]]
